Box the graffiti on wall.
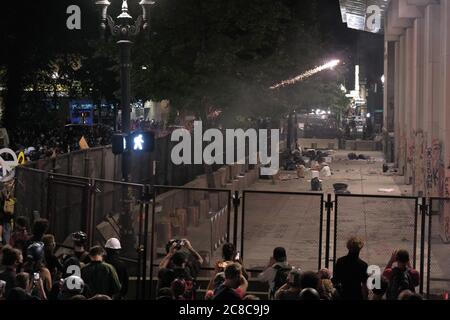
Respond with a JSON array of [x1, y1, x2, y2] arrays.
[[413, 132, 424, 193], [425, 139, 443, 197]]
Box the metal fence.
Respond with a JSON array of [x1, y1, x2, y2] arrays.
[[333, 194, 421, 278], [14, 164, 450, 299], [24, 141, 205, 186], [241, 190, 324, 271], [427, 198, 450, 299]]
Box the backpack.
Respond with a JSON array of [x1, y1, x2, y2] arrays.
[[270, 265, 291, 299], [387, 267, 415, 300], [311, 178, 322, 191]]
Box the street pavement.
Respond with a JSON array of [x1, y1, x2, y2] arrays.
[[239, 150, 449, 297]]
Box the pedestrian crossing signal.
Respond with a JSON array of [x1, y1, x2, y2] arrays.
[[112, 132, 154, 155]]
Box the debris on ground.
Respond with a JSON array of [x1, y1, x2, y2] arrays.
[[378, 188, 395, 193]]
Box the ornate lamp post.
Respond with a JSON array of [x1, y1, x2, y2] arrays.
[[95, 0, 154, 254], [95, 0, 153, 182]]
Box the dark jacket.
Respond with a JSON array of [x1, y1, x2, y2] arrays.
[[81, 261, 121, 298], [105, 254, 128, 298]]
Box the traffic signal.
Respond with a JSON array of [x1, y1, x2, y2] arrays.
[[129, 131, 155, 152], [112, 133, 127, 155], [111, 132, 155, 155]]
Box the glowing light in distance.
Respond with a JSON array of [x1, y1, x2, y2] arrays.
[[270, 59, 341, 90]]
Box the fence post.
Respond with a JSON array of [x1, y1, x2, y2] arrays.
[[232, 190, 240, 247], [419, 197, 427, 295], [148, 187, 157, 300], [426, 198, 432, 299], [324, 194, 333, 269], [139, 184, 151, 300]]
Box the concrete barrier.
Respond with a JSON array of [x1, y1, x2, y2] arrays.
[[187, 206, 200, 227], [199, 199, 210, 219]]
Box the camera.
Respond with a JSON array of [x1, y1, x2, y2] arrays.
[[166, 239, 185, 252], [33, 272, 40, 281]]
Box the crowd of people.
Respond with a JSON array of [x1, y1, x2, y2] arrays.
[[0, 217, 128, 300], [11, 124, 114, 162], [1, 215, 423, 301], [156, 237, 422, 301]]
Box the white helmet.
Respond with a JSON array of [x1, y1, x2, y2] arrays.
[[105, 238, 121, 250]]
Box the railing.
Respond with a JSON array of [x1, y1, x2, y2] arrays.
[[12, 165, 450, 300]]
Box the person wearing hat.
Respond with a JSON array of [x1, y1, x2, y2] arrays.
[[70, 231, 90, 266], [23, 242, 52, 294], [104, 238, 128, 299], [332, 237, 369, 300]]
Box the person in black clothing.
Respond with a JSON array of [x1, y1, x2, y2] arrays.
[[213, 263, 248, 300], [104, 238, 128, 299], [332, 237, 369, 300], [70, 231, 90, 266], [158, 251, 193, 289], [42, 234, 62, 280], [0, 245, 23, 297], [25, 219, 49, 253]]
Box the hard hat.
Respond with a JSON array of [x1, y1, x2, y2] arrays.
[[105, 238, 121, 250]]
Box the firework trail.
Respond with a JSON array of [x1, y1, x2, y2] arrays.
[[269, 59, 340, 90]]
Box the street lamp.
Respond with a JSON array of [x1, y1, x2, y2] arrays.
[[95, 0, 154, 254], [95, 0, 154, 182]]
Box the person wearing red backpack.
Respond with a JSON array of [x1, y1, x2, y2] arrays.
[[383, 250, 420, 300]]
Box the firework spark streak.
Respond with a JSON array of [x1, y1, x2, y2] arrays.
[[269, 59, 340, 90]]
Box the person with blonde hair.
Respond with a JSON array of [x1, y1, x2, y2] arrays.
[[332, 237, 369, 300]]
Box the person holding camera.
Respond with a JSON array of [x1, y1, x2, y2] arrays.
[[383, 249, 419, 300], [205, 243, 248, 298], [7, 272, 47, 300], [158, 239, 202, 299]]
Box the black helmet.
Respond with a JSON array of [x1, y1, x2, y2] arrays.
[[71, 231, 88, 245], [26, 242, 45, 262]]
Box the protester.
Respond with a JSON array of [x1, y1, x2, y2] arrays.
[[70, 231, 90, 266], [104, 238, 128, 299], [26, 219, 49, 248], [9, 216, 30, 251], [274, 269, 302, 300], [10, 272, 47, 300], [257, 247, 292, 299], [212, 263, 248, 300], [23, 242, 52, 294], [81, 246, 121, 299], [332, 237, 369, 300], [383, 250, 420, 300], [0, 245, 23, 297], [42, 234, 62, 280]]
